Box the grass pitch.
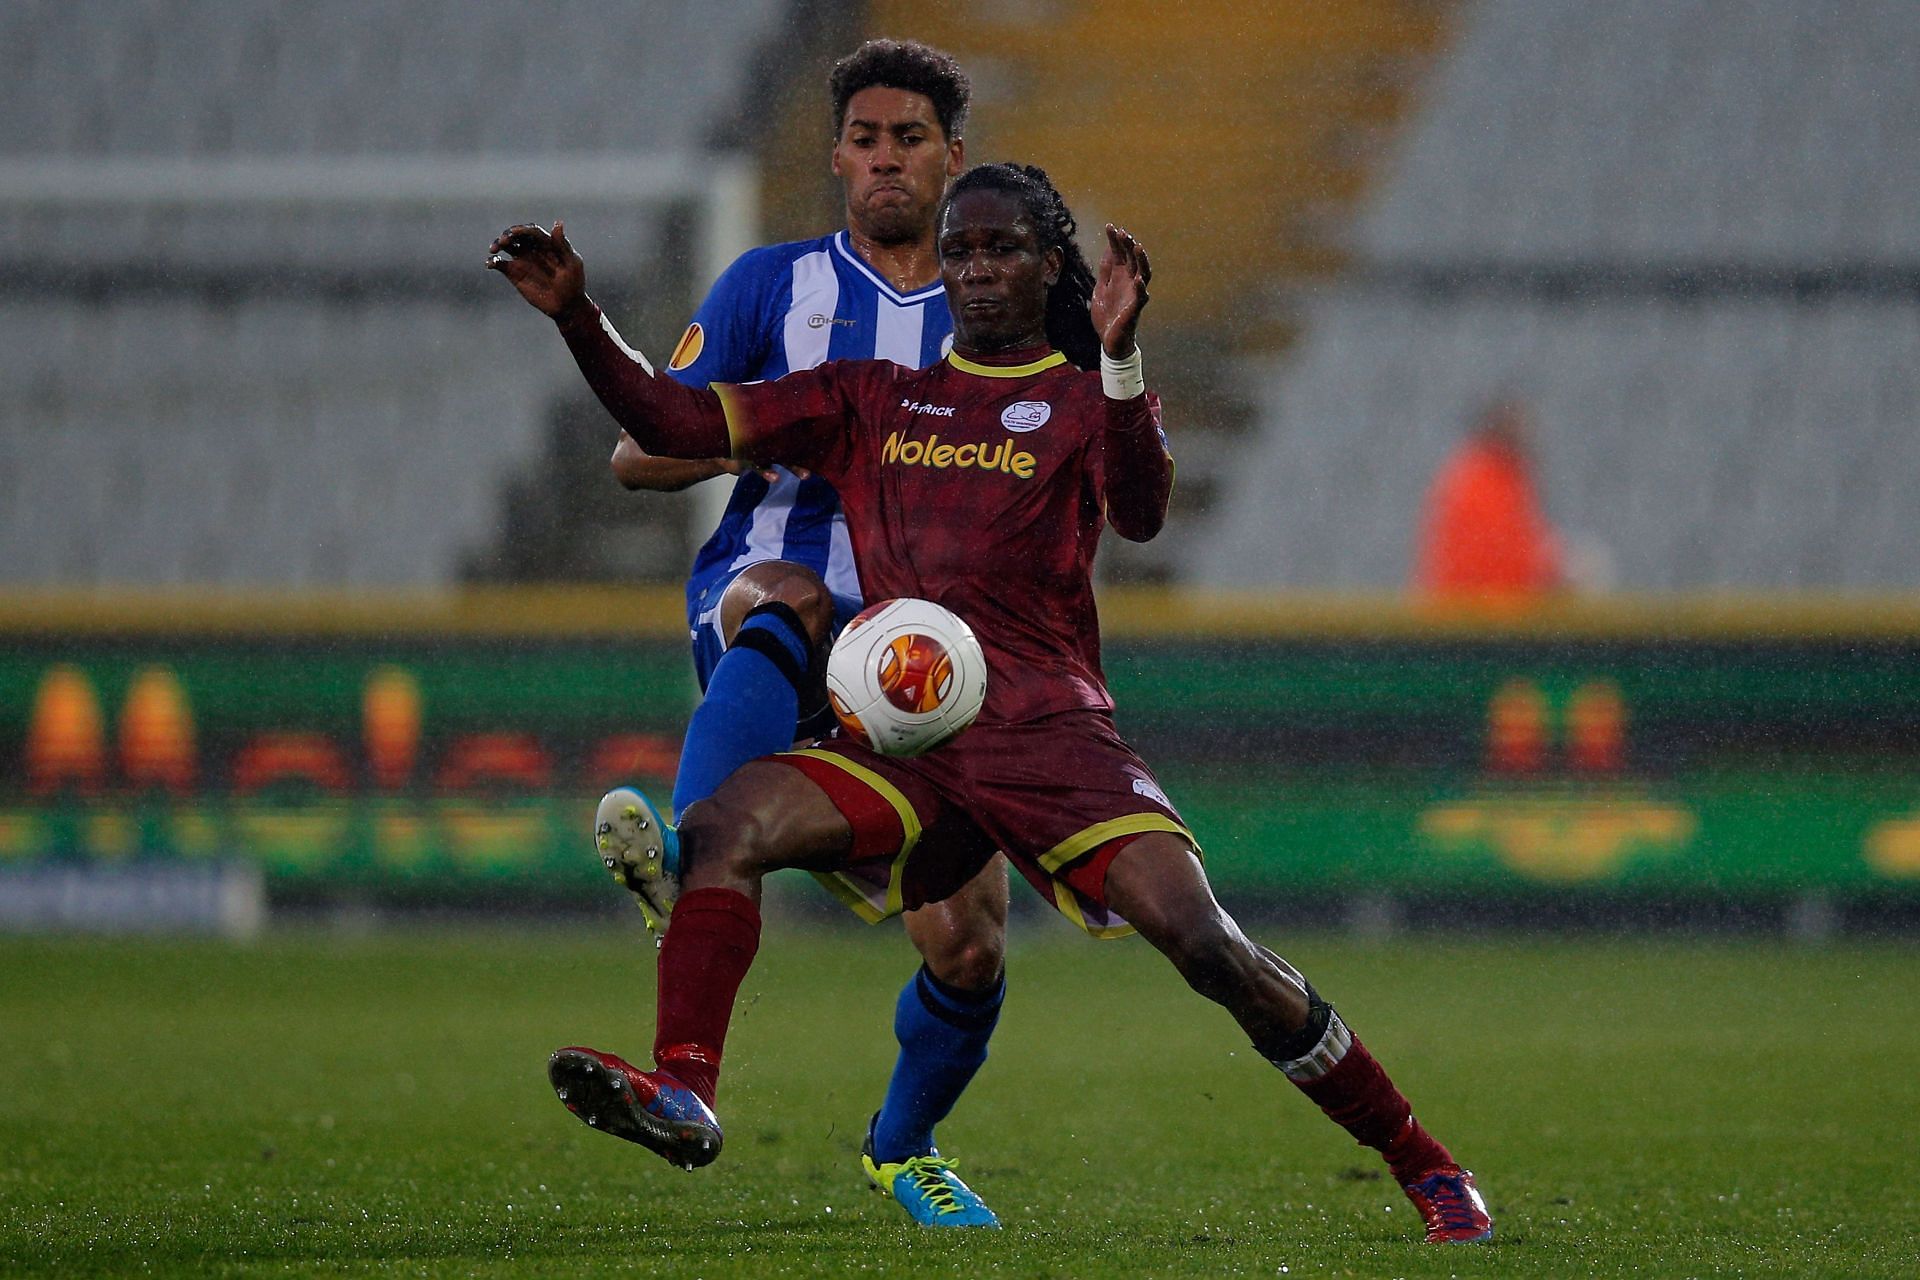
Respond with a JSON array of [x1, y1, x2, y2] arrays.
[[2, 918, 1916, 1277]]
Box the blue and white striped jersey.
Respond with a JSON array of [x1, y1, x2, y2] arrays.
[[664, 231, 954, 620]]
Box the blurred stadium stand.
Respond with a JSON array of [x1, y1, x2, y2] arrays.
[[872, 0, 1453, 582], [0, 1, 778, 160], [1201, 0, 1920, 590], [5, 1, 1917, 592], [0, 0, 787, 586]]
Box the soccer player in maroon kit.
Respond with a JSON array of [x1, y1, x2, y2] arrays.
[[496, 164, 1493, 1244]]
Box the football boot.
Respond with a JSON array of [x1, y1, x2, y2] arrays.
[[548, 1045, 721, 1170], [860, 1114, 1000, 1228], [594, 785, 680, 938], [1401, 1164, 1493, 1243]]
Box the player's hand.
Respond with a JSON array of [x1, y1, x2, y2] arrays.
[[1090, 224, 1151, 360], [738, 458, 806, 483], [704, 457, 795, 484], [486, 220, 590, 322], [715, 458, 796, 483]]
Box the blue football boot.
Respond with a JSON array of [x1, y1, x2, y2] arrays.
[[860, 1114, 1000, 1228]]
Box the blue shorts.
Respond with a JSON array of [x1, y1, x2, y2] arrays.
[[687, 563, 863, 694]]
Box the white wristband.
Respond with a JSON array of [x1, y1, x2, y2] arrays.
[[1100, 344, 1145, 400]]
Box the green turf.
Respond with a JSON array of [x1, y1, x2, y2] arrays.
[[2, 919, 1916, 1277]]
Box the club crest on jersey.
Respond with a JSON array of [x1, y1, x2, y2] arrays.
[[667, 323, 705, 371], [1001, 401, 1051, 433]]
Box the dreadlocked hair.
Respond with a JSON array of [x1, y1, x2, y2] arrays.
[[942, 163, 1102, 371]]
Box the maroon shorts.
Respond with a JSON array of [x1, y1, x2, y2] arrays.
[[773, 709, 1197, 938]]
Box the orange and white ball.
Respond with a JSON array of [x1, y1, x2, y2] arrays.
[[825, 598, 987, 757]]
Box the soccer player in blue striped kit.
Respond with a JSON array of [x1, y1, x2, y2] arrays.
[[493, 40, 1003, 1227]]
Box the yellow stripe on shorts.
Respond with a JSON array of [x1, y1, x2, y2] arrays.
[[809, 870, 894, 925], [1047, 879, 1138, 940], [781, 748, 922, 921], [1037, 812, 1199, 874]]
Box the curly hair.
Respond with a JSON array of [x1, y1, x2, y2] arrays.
[[941, 163, 1101, 370], [829, 39, 971, 142]]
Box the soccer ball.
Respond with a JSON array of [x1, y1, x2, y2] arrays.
[[825, 598, 987, 757]]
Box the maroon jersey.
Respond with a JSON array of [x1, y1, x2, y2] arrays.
[[558, 306, 1173, 726]]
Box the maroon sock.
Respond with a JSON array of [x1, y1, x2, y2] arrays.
[[652, 886, 761, 1108], [1292, 1036, 1454, 1184]]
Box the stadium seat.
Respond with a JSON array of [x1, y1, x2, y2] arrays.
[[1198, 0, 1920, 590], [0, 0, 785, 587]]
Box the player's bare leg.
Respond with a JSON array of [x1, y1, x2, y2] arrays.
[[679, 761, 859, 895], [1103, 835, 1492, 1244], [716, 560, 837, 652], [904, 859, 1009, 991], [1101, 835, 1312, 1041]]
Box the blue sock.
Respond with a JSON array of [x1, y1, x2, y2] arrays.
[[671, 605, 813, 817], [871, 964, 1004, 1163]]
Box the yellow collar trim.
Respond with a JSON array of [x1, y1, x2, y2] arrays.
[[946, 350, 1068, 379]]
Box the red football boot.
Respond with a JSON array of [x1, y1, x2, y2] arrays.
[[1400, 1164, 1493, 1243], [547, 1045, 722, 1170]]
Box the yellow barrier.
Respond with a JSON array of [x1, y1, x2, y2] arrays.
[[4, 588, 1920, 642]]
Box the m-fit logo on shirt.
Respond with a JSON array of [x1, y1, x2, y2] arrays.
[[882, 431, 1036, 479]]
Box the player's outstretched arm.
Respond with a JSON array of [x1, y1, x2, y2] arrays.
[[1088, 224, 1172, 542], [487, 222, 731, 461]]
